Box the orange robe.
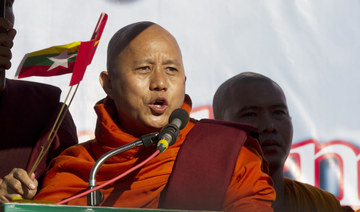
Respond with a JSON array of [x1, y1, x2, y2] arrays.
[[35, 96, 275, 211], [279, 177, 343, 212]]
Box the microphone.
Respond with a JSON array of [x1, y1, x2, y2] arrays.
[[157, 108, 189, 152], [86, 109, 188, 206]]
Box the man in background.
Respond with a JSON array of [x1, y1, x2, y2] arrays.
[[213, 72, 348, 212]]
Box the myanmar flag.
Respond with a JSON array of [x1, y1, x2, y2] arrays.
[[15, 42, 81, 79], [15, 13, 107, 86]]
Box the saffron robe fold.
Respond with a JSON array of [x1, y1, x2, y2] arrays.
[[35, 95, 275, 211], [280, 177, 343, 212], [161, 119, 266, 211]]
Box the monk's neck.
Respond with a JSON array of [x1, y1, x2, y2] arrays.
[[270, 167, 286, 210]]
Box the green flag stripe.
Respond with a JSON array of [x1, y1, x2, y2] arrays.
[[23, 53, 78, 67]]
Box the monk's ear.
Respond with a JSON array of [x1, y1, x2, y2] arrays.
[[100, 71, 113, 98]]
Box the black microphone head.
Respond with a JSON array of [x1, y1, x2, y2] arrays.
[[169, 108, 189, 130]]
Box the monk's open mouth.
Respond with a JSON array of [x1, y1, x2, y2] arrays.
[[149, 98, 168, 114]]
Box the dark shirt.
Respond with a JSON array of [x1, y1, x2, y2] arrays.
[[0, 78, 78, 179]]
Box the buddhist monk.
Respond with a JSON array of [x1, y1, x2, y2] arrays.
[[34, 22, 275, 211], [212, 72, 349, 212]]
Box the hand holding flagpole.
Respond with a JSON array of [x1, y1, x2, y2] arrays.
[[14, 13, 108, 176]]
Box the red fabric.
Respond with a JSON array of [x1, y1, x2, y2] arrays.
[[70, 13, 107, 86], [69, 40, 95, 86], [161, 119, 251, 210]]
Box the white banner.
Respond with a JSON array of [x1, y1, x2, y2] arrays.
[[10, 0, 360, 208]]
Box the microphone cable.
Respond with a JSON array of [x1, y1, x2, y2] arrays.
[[56, 149, 160, 205]]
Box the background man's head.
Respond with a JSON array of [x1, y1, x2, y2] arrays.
[[100, 21, 186, 137], [213, 72, 293, 171]]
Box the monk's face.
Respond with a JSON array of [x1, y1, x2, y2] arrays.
[[104, 25, 186, 136], [222, 80, 293, 169]]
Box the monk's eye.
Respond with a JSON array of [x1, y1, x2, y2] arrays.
[[241, 112, 257, 118], [272, 108, 290, 120], [274, 110, 286, 115], [165, 67, 178, 75], [136, 66, 151, 74]]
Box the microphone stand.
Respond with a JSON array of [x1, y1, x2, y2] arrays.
[[87, 132, 158, 206]]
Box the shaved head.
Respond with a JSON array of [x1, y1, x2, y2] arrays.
[[101, 21, 186, 136], [213, 72, 293, 171], [107, 21, 155, 76], [213, 72, 279, 120]]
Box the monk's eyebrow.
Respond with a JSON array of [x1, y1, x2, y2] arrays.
[[163, 59, 181, 67], [133, 59, 181, 68], [237, 106, 259, 113], [134, 59, 153, 65], [270, 103, 288, 110]]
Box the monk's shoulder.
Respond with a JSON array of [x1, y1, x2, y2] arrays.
[[284, 178, 335, 197], [284, 178, 342, 210], [55, 140, 95, 161]]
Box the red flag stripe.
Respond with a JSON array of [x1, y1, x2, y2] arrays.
[[17, 64, 74, 79]]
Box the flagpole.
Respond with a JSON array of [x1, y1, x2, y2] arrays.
[[28, 83, 80, 175], [24, 12, 107, 177]]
